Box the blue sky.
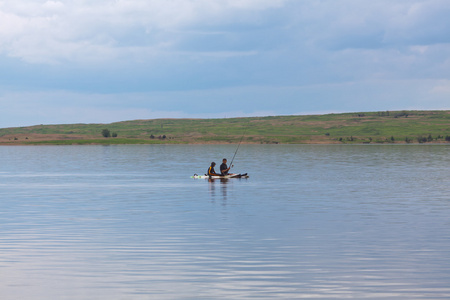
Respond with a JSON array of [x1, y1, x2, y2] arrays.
[[1, 0, 449, 128]]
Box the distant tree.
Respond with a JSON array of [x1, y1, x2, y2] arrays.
[[417, 136, 427, 143], [395, 112, 409, 118], [112, 132, 118, 138], [446, 135, 450, 142], [150, 134, 155, 139], [427, 134, 432, 142], [162, 135, 166, 139], [102, 129, 111, 138], [390, 136, 395, 142]]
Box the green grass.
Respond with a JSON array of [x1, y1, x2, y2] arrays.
[[24, 138, 177, 145], [1, 110, 449, 144]]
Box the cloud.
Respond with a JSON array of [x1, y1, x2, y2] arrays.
[[290, 0, 450, 50], [0, 0, 287, 64], [1, 77, 449, 128], [0, 0, 449, 127], [1, 0, 449, 64], [1, 0, 448, 80], [430, 80, 450, 97]]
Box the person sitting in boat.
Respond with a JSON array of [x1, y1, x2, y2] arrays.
[[220, 158, 233, 175], [207, 162, 222, 176]]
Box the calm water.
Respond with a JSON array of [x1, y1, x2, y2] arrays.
[[0, 144, 449, 299]]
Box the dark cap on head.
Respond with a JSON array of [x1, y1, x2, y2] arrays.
[[211, 162, 216, 166]]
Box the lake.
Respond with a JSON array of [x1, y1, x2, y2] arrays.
[[0, 144, 449, 299]]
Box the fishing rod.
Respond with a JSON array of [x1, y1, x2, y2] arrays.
[[229, 125, 248, 168]]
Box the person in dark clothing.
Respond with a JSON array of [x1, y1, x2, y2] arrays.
[[220, 158, 232, 175], [207, 162, 221, 176]]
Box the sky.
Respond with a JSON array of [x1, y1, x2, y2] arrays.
[[0, 0, 449, 128]]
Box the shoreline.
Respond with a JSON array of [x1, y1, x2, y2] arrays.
[[1, 110, 448, 145], [1, 139, 448, 146]]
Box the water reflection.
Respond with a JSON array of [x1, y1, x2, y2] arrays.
[[208, 178, 230, 202]]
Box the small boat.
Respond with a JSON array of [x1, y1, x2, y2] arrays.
[[191, 173, 249, 179]]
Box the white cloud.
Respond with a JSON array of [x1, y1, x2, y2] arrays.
[[0, 0, 287, 64], [1, 0, 448, 73], [0, 0, 449, 128], [288, 0, 450, 51]]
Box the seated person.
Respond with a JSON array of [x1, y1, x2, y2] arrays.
[[207, 162, 222, 176], [220, 158, 232, 175]]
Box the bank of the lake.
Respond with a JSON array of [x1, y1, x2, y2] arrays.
[[0, 110, 449, 145]]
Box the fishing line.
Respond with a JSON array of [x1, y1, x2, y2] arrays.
[[229, 123, 249, 168]]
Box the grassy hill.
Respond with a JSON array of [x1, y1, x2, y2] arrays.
[[0, 110, 449, 145]]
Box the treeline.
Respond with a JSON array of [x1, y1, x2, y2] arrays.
[[337, 134, 450, 144], [357, 111, 410, 118], [101, 129, 118, 138], [101, 129, 172, 140], [150, 134, 167, 140], [413, 135, 450, 143]]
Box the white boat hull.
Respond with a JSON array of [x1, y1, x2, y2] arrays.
[[191, 173, 248, 179]]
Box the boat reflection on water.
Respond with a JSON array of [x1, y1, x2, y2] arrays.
[[208, 177, 229, 202], [208, 176, 249, 203], [208, 177, 230, 183]]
